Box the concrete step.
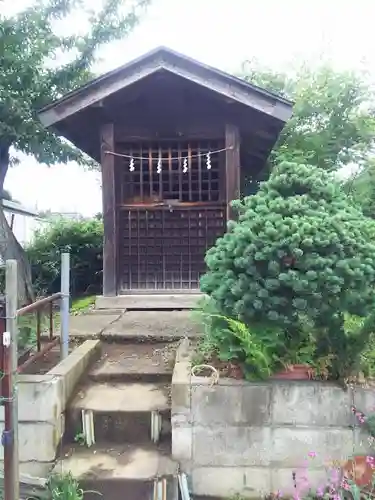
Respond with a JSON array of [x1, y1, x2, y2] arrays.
[[69, 309, 203, 342], [88, 341, 177, 383], [101, 310, 203, 341], [65, 382, 171, 444], [55, 443, 178, 500], [96, 293, 203, 310]]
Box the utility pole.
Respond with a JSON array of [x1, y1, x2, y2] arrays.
[[3, 260, 19, 500]]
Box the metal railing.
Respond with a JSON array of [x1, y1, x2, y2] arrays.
[[0, 252, 70, 500], [0, 253, 70, 375], [16, 292, 62, 374]]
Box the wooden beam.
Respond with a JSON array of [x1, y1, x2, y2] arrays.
[[115, 123, 225, 142], [101, 123, 117, 296], [225, 124, 241, 221]]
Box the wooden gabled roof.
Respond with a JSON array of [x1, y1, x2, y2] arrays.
[[39, 46, 293, 128]]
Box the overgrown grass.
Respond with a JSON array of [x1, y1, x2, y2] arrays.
[[70, 295, 95, 315]]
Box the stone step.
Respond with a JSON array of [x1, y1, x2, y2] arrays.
[[54, 443, 178, 500], [100, 310, 203, 341], [65, 382, 171, 444], [69, 309, 203, 342], [88, 341, 177, 383], [96, 293, 203, 310]]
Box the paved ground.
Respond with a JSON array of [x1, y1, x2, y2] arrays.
[[69, 310, 203, 340]]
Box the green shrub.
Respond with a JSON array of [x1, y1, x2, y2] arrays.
[[201, 161, 375, 377], [26, 217, 103, 297], [194, 298, 318, 379]]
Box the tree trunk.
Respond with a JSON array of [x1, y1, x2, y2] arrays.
[[0, 143, 35, 305]]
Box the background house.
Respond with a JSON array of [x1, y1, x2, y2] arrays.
[[2, 199, 48, 247]]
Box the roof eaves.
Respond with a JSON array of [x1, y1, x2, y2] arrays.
[[39, 47, 293, 121], [39, 46, 167, 114]]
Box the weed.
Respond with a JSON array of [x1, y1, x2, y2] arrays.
[[29, 472, 101, 499], [73, 431, 86, 446]]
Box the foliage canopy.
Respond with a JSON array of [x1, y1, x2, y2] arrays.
[[0, 0, 150, 178], [26, 217, 103, 297], [240, 62, 375, 174]]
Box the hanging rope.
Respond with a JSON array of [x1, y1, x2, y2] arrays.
[[104, 145, 232, 161], [191, 364, 219, 388]]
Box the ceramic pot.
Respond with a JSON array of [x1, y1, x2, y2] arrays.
[[228, 363, 243, 379], [272, 364, 313, 380], [342, 455, 375, 487]]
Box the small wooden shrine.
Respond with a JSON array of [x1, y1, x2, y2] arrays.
[[39, 47, 292, 297]]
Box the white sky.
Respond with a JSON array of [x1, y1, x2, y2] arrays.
[[4, 0, 375, 215]]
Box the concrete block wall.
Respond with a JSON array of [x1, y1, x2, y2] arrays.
[[171, 342, 375, 498], [0, 374, 65, 479], [0, 339, 100, 479]]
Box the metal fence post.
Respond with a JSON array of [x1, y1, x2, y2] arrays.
[[60, 253, 70, 360], [4, 259, 19, 500]]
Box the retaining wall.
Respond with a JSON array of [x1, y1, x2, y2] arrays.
[[171, 340, 375, 498], [0, 339, 100, 480]]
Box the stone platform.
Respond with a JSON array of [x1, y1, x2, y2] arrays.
[[69, 309, 203, 340]]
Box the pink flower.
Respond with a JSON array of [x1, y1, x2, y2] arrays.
[[341, 479, 350, 491], [366, 455, 375, 467], [308, 451, 317, 458]]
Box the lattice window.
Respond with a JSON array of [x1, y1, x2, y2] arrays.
[[116, 140, 224, 203]]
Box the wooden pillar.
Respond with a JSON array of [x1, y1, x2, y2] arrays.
[[100, 123, 117, 296], [225, 124, 241, 221]]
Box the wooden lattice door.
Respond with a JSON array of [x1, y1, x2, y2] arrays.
[[118, 204, 225, 291], [116, 139, 226, 291]]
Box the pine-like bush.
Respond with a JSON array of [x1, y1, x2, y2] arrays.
[[201, 161, 375, 334]]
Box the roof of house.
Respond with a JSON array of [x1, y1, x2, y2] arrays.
[[1, 199, 38, 217], [38, 46, 293, 128]]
